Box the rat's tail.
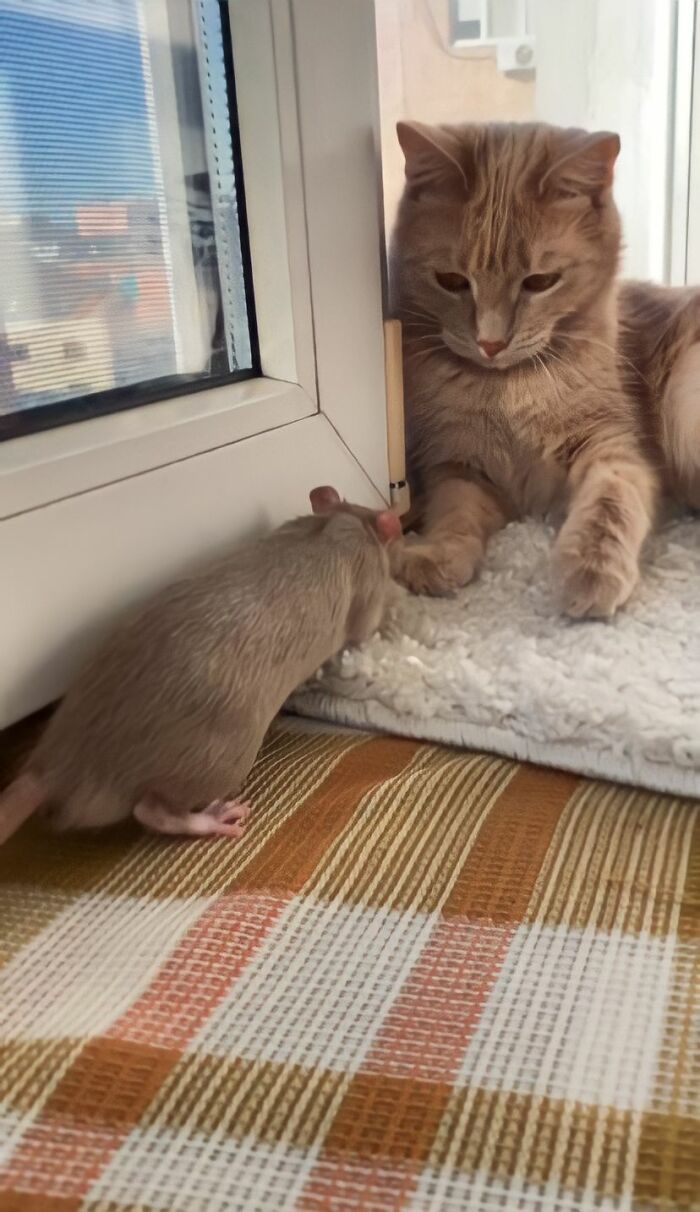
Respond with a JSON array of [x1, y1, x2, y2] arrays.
[[0, 772, 46, 844]]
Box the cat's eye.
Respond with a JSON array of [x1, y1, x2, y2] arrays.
[[436, 271, 471, 293], [522, 273, 561, 293]]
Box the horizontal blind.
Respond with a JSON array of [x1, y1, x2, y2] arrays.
[[0, 0, 255, 434]]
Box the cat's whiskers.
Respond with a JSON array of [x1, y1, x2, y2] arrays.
[[534, 353, 568, 412], [539, 346, 580, 383], [558, 332, 651, 387], [400, 307, 437, 325], [405, 342, 443, 361], [512, 339, 545, 360]]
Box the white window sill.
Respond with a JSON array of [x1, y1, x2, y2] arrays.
[[0, 377, 316, 520]]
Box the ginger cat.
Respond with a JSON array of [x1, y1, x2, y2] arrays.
[[390, 121, 700, 617]]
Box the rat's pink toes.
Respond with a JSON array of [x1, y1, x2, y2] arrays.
[[198, 797, 251, 838], [207, 798, 250, 824], [211, 821, 246, 840], [135, 795, 250, 839]]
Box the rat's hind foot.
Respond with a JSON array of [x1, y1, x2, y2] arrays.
[[200, 797, 251, 838], [0, 773, 46, 844], [133, 795, 250, 840]]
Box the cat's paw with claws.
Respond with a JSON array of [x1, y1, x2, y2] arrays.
[[391, 537, 479, 597], [553, 538, 639, 619]]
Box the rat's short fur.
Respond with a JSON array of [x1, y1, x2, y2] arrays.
[[0, 488, 399, 843]]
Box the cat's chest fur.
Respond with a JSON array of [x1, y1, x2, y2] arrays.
[[407, 353, 573, 515]]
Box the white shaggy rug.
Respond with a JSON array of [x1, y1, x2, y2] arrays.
[[290, 516, 700, 797]]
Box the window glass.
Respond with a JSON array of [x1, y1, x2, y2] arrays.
[[0, 0, 257, 439], [377, 0, 684, 283]]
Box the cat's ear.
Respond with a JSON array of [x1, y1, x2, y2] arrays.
[[397, 121, 467, 195], [541, 130, 620, 202]]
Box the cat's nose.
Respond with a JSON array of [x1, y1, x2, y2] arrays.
[[478, 338, 508, 359]]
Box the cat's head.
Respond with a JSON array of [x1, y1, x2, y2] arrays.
[[391, 122, 622, 371]]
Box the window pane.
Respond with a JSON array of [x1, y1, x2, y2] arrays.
[[688, 11, 700, 284], [454, 0, 483, 41], [377, 0, 678, 282], [0, 0, 257, 438]]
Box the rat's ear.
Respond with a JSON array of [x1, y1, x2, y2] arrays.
[[309, 485, 341, 514], [397, 120, 467, 194], [375, 510, 403, 545]]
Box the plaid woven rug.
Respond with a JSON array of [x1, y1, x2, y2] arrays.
[[0, 722, 698, 1211]]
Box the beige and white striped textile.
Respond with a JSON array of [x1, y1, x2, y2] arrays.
[[0, 722, 698, 1210]]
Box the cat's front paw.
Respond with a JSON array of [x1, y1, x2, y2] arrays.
[[553, 537, 639, 619], [390, 537, 479, 597]]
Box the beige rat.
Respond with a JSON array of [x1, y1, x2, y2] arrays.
[[0, 487, 400, 844]]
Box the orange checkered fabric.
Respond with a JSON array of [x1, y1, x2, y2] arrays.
[[0, 723, 698, 1211]]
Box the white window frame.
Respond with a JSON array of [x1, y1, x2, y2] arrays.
[[686, 0, 700, 284], [668, 0, 697, 285], [447, 0, 536, 74], [0, 0, 389, 725]]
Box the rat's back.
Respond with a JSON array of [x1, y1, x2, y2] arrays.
[[26, 509, 379, 830]]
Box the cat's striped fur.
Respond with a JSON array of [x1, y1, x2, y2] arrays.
[[390, 121, 700, 616]]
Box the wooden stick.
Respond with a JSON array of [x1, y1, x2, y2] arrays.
[[384, 318, 411, 517]]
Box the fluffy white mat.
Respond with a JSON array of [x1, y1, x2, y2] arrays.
[[290, 516, 700, 797]]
